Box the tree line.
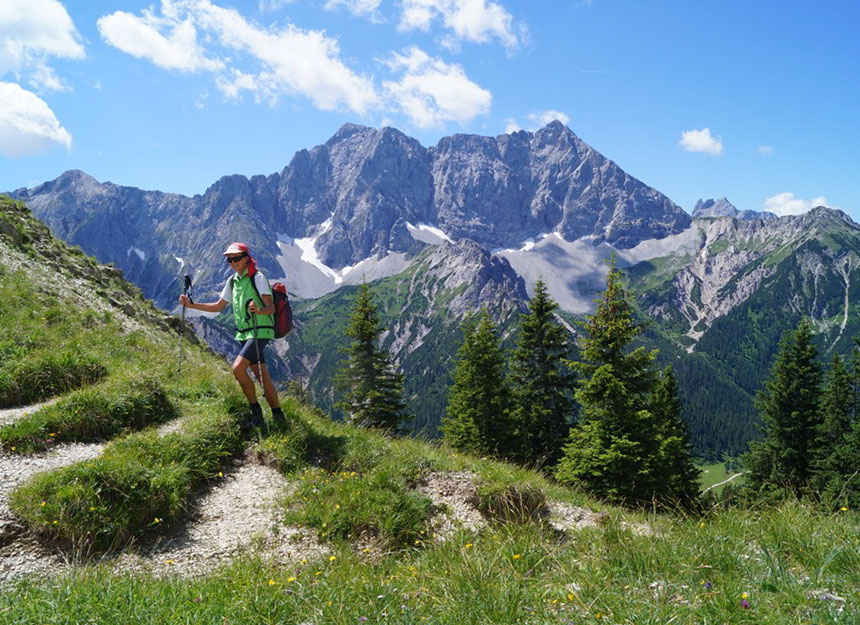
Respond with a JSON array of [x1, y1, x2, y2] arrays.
[[335, 260, 858, 510]]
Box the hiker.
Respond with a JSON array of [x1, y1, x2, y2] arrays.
[[179, 242, 285, 432]]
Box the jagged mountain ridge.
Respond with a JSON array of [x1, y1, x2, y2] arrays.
[[629, 206, 860, 350], [692, 197, 776, 221], [10, 121, 689, 308]]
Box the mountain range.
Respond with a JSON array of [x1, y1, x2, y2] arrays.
[[8, 122, 859, 460]]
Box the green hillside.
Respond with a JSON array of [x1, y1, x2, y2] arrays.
[[1, 195, 859, 623]]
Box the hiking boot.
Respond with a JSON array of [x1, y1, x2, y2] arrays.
[[240, 402, 265, 436], [271, 407, 286, 427]]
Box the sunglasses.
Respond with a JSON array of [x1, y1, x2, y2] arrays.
[[226, 254, 247, 264]]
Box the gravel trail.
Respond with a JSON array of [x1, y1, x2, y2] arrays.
[[114, 459, 328, 577]]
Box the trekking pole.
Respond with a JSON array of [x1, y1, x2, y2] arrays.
[[178, 274, 192, 374]]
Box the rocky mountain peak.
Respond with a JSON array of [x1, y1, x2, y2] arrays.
[[693, 197, 738, 218], [692, 197, 777, 221], [420, 240, 528, 317]]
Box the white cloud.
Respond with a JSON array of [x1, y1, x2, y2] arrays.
[[98, 0, 379, 115], [398, 0, 525, 51], [97, 9, 224, 72], [324, 0, 382, 20], [504, 118, 520, 133], [0, 0, 85, 91], [757, 144, 774, 156], [0, 81, 72, 158], [763, 192, 832, 217], [258, 0, 294, 11], [381, 47, 491, 128], [527, 109, 570, 127], [504, 110, 569, 133], [679, 127, 723, 156]]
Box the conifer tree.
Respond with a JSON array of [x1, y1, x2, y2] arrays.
[[509, 280, 575, 468], [441, 311, 515, 457], [650, 366, 701, 504], [554, 257, 672, 505], [745, 319, 823, 495], [812, 347, 860, 506], [336, 282, 407, 431]]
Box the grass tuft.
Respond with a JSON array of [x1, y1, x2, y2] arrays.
[[0, 376, 177, 453]]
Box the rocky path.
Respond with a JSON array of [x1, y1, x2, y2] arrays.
[[114, 459, 327, 577], [0, 399, 60, 427], [0, 404, 326, 583]]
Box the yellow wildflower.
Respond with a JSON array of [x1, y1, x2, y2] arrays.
[[269, 579, 277, 586]]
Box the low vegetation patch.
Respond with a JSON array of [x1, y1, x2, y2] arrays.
[[0, 350, 107, 408], [9, 406, 241, 549], [0, 376, 177, 453]]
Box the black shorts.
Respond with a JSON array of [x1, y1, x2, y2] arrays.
[[236, 338, 270, 365]]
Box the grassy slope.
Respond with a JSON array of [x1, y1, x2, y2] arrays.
[[1, 196, 858, 623]]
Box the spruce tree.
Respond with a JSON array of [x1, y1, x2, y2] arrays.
[[441, 311, 515, 457], [813, 347, 860, 506], [650, 365, 701, 504], [745, 319, 823, 495], [554, 257, 668, 505], [336, 282, 407, 431], [509, 280, 576, 468]]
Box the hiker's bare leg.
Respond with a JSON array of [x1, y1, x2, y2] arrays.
[[232, 356, 257, 403], [251, 363, 280, 409]]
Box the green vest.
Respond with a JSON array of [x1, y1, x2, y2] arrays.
[[231, 272, 275, 341]]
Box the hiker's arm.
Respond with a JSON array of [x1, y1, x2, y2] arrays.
[[179, 295, 228, 313], [248, 294, 274, 315]]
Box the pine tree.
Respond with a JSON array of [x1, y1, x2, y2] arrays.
[[554, 257, 669, 505], [441, 311, 515, 457], [744, 319, 823, 495], [650, 366, 701, 504], [336, 282, 408, 431], [509, 280, 576, 468], [813, 347, 860, 506]]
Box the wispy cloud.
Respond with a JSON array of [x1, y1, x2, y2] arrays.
[[398, 0, 526, 52], [98, 1, 497, 128], [258, 0, 293, 12], [0, 0, 86, 92], [679, 128, 723, 156], [763, 192, 832, 216], [97, 9, 224, 72], [527, 109, 570, 126], [381, 47, 491, 128], [99, 0, 379, 115], [324, 0, 383, 21], [0, 81, 72, 157], [504, 109, 570, 133], [757, 144, 774, 156], [504, 118, 521, 133]]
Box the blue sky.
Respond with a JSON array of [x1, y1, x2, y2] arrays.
[[1, 0, 858, 220]]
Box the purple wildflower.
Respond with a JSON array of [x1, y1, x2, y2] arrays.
[[740, 599, 750, 609], [193, 597, 202, 603]]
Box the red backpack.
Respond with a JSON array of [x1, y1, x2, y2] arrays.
[[271, 282, 293, 338]]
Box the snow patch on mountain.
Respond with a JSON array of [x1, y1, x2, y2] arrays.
[[275, 233, 410, 299], [127, 247, 146, 261], [406, 222, 452, 245]]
